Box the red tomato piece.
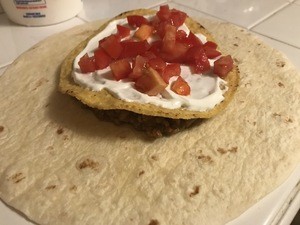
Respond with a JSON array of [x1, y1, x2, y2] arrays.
[[161, 63, 181, 83], [159, 42, 189, 63], [203, 47, 221, 59], [154, 20, 170, 38], [135, 67, 167, 96], [204, 41, 218, 49], [109, 59, 132, 80], [127, 15, 149, 28], [187, 31, 203, 47], [176, 30, 187, 41], [147, 57, 166, 73], [78, 53, 96, 73], [141, 51, 157, 60], [117, 25, 131, 38], [213, 55, 234, 78], [162, 24, 177, 53], [134, 24, 154, 40], [169, 9, 187, 27], [120, 40, 150, 58], [185, 46, 210, 74], [100, 35, 123, 59], [129, 55, 148, 80], [149, 40, 162, 56], [94, 48, 112, 70], [156, 5, 170, 21], [171, 76, 191, 96]]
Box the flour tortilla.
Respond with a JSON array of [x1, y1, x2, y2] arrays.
[[0, 17, 299, 225]]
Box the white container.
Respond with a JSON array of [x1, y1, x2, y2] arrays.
[[0, 0, 83, 26]]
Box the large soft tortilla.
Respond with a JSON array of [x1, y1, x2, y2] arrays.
[[0, 17, 299, 225]]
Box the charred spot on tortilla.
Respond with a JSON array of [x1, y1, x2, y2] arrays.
[[189, 185, 200, 197], [0, 126, 4, 133], [148, 219, 160, 225], [56, 127, 64, 135], [8, 172, 26, 184], [45, 185, 57, 190], [59, 6, 239, 137]]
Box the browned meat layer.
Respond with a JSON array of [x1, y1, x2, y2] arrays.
[[93, 109, 202, 138]]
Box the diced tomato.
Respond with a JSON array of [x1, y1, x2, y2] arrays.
[[203, 47, 221, 59], [135, 67, 167, 96], [147, 57, 166, 73], [186, 31, 203, 47], [213, 55, 234, 78], [156, 5, 170, 21], [161, 63, 181, 83], [203, 41, 221, 59], [129, 55, 148, 80], [169, 9, 187, 27], [176, 30, 187, 41], [117, 25, 131, 38], [185, 46, 210, 74], [162, 24, 177, 53], [120, 40, 150, 58], [156, 5, 187, 27], [127, 15, 149, 28], [171, 76, 191, 96], [204, 41, 218, 49], [109, 59, 132, 80], [94, 48, 112, 70], [149, 40, 162, 56], [153, 20, 170, 38], [159, 42, 189, 63], [100, 35, 123, 59], [98, 34, 121, 47], [78, 54, 96, 73], [141, 51, 157, 60], [134, 24, 154, 40]]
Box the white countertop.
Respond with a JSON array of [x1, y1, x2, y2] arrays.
[[0, 0, 299, 224]]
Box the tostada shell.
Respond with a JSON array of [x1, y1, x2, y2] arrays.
[[59, 9, 240, 119]]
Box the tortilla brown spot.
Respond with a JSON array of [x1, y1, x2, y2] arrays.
[[217, 147, 237, 154], [197, 155, 213, 163], [284, 117, 293, 123], [278, 82, 285, 87], [138, 170, 145, 176], [32, 77, 49, 91], [149, 219, 159, 225], [63, 135, 69, 141], [273, 113, 281, 117], [45, 185, 56, 190], [70, 185, 77, 191], [0, 126, 4, 133], [229, 147, 238, 153], [151, 155, 158, 161], [189, 185, 200, 197], [77, 159, 100, 171], [276, 61, 285, 68], [233, 43, 238, 47], [57, 127, 64, 134], [8, 173, 25, 184], [217, 148, 226, 154]]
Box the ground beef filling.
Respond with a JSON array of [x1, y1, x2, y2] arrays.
[[93, 109, 201, 138]]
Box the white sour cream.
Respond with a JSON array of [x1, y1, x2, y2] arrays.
[[73, 17, 227, 111]]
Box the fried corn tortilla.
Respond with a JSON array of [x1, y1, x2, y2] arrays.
[[59, 9, 240, 120], [0, 11, 300, 225]]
